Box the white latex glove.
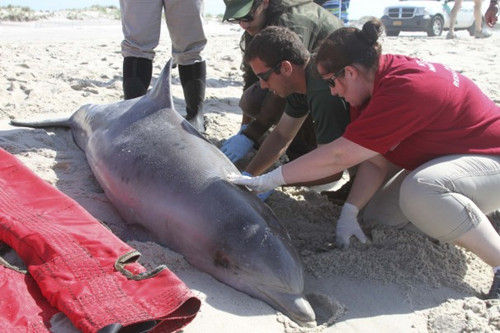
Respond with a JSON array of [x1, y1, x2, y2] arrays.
[[335, 203, 368, 249], [242, 171, 274, 201], [228, 166, 285, 193]]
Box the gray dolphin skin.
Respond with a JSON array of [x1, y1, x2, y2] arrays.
[[10, 60, 315, 325]]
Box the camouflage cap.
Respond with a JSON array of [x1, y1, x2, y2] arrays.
[[223, 0, 254, 21]]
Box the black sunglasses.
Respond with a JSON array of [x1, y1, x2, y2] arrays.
[[256, 62, 282, 82], [227, 13, 254, 23], [325, 67, 346, 88]]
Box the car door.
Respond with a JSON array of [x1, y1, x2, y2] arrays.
[[454, 0, 475, 28]]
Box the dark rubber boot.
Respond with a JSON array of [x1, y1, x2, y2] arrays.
[[178, 61, 206, 132], [123, 57, 153, 100]]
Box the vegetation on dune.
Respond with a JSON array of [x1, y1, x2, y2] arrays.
[[0, 5, 51, 21], [65, 5, 120, 21], [0, 5, 224, 22], [0, 5, 120, 22]]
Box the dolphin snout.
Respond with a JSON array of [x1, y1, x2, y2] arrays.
[[259, 289, 316, 325], [288, 295, 316, 325]]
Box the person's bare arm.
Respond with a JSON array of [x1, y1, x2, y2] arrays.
[[228, 137, 379, 194], [241, 93, 286, 143], [282, 137, 379, 185], [345, 155, 394, 210], [246, 113, 306, 176]]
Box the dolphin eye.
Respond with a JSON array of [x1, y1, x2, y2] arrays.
[[213, 250, 231, 269]]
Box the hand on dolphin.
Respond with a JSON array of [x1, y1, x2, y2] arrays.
[[228, 166, 285, 193], [221, 130, 254, 163], [335, 203, 368, 249], [241, 171, 274, 201]]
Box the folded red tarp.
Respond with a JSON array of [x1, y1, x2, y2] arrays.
[[0, 148, 200, 332], [0, 262, 58, 332]]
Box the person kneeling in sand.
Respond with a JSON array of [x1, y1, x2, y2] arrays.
[[229, 18, 500, 299], [235, 26, 350, 201], [220, 0, 344, 167]]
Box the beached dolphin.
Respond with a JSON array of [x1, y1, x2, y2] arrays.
[[10, 60, 315, 325]]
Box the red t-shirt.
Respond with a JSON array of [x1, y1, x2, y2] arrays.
[[343, 54, 500, 170]]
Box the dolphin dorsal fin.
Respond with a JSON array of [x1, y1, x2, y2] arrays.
[[147, 59, 173, 109]]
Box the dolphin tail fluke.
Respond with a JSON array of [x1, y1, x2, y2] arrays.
[[10, 117, 72, 129], [147, 59, 173, 110]]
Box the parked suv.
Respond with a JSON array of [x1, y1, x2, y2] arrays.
[[381, 0, 480, 37]]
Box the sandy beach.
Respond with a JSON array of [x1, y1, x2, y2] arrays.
[[0, 7, 499, 332]]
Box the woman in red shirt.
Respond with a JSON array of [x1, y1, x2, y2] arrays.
[[229, 19, 500, 299]]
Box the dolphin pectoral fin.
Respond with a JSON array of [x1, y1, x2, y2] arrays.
[[10, 117, 72, 129]]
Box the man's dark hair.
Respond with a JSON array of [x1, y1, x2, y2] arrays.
[[244, 26, 310, 67]]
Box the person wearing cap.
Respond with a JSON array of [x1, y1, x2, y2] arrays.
[[119, 0, 207, 131], [220, 0, 345, 171], [228, 18, 500, 299]]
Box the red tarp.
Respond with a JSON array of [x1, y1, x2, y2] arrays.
[[0, 263, 58, 332], [0, 148, 200, 332]]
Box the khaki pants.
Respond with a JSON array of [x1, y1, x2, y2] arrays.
[[362, 154, 500, 242], [120, 0, 206, 65]]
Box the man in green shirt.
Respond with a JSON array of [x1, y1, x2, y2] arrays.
[[221, 0, 345, 167], [240, 26, 350, 198]]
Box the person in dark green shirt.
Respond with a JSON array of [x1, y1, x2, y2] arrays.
[[241, 26, 350, 198], [221, 0, 344, 165], [284, 66, 348, 146]]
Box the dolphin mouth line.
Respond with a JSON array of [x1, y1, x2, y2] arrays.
[[257, 287, 309, 314], [255, 282, 299, 296]]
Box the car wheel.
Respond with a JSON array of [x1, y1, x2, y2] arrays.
[[427, 15, 444, 37], [386, 29, 400, 36]]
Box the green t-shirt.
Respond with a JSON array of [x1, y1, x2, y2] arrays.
[[285, 65, 350, 144], [275, 0, 343, 52]]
